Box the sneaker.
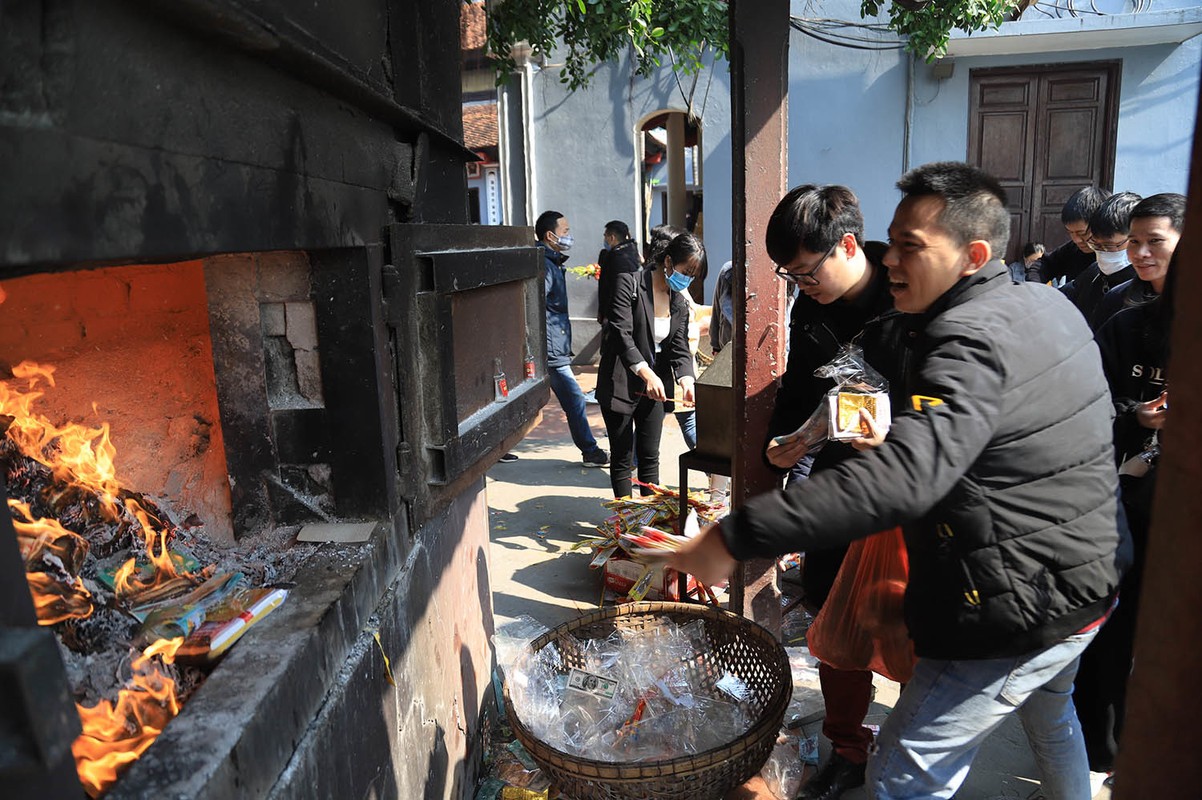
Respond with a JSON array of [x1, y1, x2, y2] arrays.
[[498, 452, 519, 463], [582, 448, 608, 467], [583, 389, 600, 405]]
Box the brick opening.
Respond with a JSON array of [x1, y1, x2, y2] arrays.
[[0, 260, 235, 541]]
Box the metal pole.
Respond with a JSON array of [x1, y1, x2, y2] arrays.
[[728, 0, 789, 632]]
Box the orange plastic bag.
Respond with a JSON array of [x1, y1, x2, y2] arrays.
[[805, 527, 916, 683]]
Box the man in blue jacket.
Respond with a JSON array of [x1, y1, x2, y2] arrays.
[[668, 163, 1129, 800], [536, 210, 608, 468]]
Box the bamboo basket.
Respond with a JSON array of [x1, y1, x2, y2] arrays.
[[503, 601, 792, 800]]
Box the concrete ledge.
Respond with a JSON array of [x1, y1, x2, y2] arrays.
[[108, 517, 405, 799]]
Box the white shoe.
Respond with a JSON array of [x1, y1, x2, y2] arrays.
[[1089, 771, 1112, 797], [583, 389, 599, 405]]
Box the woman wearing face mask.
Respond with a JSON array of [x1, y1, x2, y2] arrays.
[[595, 229, 699, 497]]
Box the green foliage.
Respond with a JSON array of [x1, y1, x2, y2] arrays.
[[486, 1, 1020, 90], [486, 0, 727, 91], [861, 0, 1020, 61]]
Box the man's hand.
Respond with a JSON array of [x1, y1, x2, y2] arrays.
[[666, 523, 737, 587], [766, 435, 808, 469], [850, 407, 887, 451], [1135, 390, 1168, 430], [640, 367, 668, 401]]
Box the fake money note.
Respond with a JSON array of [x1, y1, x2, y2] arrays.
[[566, 668, 618, 699]]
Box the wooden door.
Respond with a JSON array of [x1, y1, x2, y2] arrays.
[[968, 63, 1119, 263]]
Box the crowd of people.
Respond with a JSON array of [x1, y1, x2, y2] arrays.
[[529, 159, 1182, 799]]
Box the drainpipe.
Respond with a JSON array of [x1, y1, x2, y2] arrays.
[[522, 60, 538, 227], [903, 51, 914, 173], [497, 81, 514, 226]]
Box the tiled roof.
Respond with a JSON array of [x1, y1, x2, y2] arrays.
[[463, 101, 498, 150], [461, 1, 487, 52]]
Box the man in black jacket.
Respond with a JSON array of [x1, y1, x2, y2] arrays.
[[1026, 186, 1110, 284], [596, 220, 640, 328], [763, 184, 910, 800], [1062, 191, 1140, 331], [668, 163, 1129, 800]]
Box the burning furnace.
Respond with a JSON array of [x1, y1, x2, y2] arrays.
[[0, 1, 542, 798]]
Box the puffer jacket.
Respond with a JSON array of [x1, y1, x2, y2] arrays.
[[722, 262, 1131, 660]]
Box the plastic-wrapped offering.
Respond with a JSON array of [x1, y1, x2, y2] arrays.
[[494, 615, 551, 678], [814, 345, 890, 442], [507, 616, 758, 763]]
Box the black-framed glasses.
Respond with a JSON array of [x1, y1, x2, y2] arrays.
[[1089, 237, 1129, 253], [774, 242, 837, 286]]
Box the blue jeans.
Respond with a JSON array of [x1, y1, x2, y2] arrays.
[[547, 363, 599, 455], [675, 409, 697, 450], [868, 629, 1097, 800]]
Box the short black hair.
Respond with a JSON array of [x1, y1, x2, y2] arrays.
[[535, 210, 564, 241], [1022, 241, 1045, 258], [895, 161, 1010, 256], [1089, 192, 1142, 239], [1061, 187, 1111, 226], [1130, 193, 1187, 233], [647, 224, 686, 265], [666, 232, 707, 274], [604, 220, 631, 240], [765, 185, 864, 266]]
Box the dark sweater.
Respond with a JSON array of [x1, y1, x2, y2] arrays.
[[1027, 239, 1096, 284]]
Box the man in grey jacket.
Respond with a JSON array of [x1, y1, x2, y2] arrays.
[[667, 162, 1129, 800]]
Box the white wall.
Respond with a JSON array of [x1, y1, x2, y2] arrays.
[[787, 0, 908, 240]]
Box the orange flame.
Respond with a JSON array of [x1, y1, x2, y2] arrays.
[[72, 637, 185, 798], [113, 498, 183, 600], [4, 363, 201, 794], [2, 361, 123, 519], [10, 500, 93, 624]]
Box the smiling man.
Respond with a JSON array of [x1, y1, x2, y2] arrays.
[[669, 162, 1130, 800]]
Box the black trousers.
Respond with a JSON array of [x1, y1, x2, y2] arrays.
[[600, 397, 665, 498], [1073, 477, 1150, 772]]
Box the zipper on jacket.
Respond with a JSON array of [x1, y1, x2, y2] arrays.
[[938, 522, 982, 607]]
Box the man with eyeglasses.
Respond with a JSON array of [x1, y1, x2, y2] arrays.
[[761, 184, 910, 800], [1061, 192, 1141, 331]]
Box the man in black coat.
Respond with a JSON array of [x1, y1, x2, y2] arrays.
[[667, 162, 1129, 800], [1026, 186, 1110, 284], [1061, 191, 1140, 331], [596, 220, 641, 328], [761, 184, 910, 800]]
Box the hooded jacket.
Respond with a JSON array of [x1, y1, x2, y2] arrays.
[[721, 262, 1130, 660], [597, 239, 641, 326]]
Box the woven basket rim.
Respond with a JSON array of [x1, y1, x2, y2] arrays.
[[502, 601, 793, 778]]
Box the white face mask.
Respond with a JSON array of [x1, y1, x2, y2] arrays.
[[1095, 249, 1130, 275]]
